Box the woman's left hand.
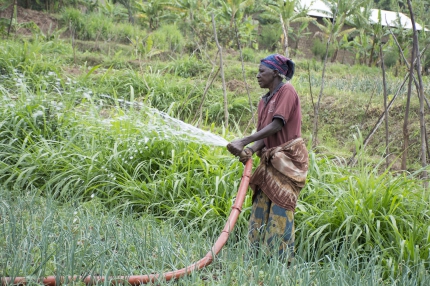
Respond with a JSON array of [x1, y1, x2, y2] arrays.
[[238, 149, 252, 164]]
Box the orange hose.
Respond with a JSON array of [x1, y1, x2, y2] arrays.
[[2, 159, 253, 285]]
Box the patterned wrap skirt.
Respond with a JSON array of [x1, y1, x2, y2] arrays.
[[248, 189, 295, 262]]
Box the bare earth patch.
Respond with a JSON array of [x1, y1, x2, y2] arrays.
[[227, 79, 246, 92], [0, 5, 59, 35]]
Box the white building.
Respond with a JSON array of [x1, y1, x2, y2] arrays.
[[298, 0, 427, 31]]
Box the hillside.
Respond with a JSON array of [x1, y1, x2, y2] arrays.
[[7, 7, 430, 169]]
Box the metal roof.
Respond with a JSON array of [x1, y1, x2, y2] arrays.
[[298, 0, 332, 18], [369, 9, 426, 31], [297, 0, 427, 31]]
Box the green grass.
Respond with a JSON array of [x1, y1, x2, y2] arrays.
[[1, 31, 430, 285], [2, 184, 430, 285]]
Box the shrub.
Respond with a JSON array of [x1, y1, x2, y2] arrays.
[[151, 24, 185, 54], [311, 39, 334, 61], [110, 22, 142, 43], [207, 101, 223, 123], [166, 55, 209, 78], [60, 8, 138, 43], [60, 7, 84, 33], [84, 12, 114, 41], [229, 96, 251, 122], [383, 48, 399, 68], [241, 47, 257, 63], [258, 24, 281, 51]]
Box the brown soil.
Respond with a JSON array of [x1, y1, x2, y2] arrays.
[[0, 5, 59, 35], [63, 66, 81, 76], [226, 79, 247, 92]]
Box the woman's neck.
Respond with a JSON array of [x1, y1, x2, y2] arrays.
[[268, 78, 283, 93]]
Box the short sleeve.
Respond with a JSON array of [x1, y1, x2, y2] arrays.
[[272, 84, 298, 124]]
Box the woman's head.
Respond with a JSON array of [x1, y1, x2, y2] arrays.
[[260, 54, 295, 81]]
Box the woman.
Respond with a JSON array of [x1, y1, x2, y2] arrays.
[[227, 54, 309, 262]]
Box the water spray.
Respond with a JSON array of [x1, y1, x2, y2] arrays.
[[98, 94, 229, 147]]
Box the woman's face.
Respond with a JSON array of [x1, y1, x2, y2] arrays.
[[256, 64, 276, 89]]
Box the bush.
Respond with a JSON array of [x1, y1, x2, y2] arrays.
[[84, 12, 114, 41], [60, 7, 84, 33], [166, 55, 209, 78], [240, 47, 257, 63], [383, 48, 399, 68], [151, 24, 185, 53], [229, 96, 251, 121], [311, 39, 334, 61], [110, 22, 142, 43], [60, 8, 139, 43], [258, 24, 281, 51]]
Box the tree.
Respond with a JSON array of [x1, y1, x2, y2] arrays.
[[211, 13, 229, 129], [114, 0, 135, 23], [170, 0, 200, 23], [351, 31, 371, 64], [410, 0, 429, 28], [290, 20, 310, 57], [313, 0, 365, 62], [135, 0, 167, 30], [216, 0, 256, 48], [314, 15, 355, 62], [218, 0, 255, 27], [374, 0, 399, 11], [388, 13, 413, 75], [261, 0, 313, 58], [346, 0, 384, 66]]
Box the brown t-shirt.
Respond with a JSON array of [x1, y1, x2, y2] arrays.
[[257, 82, 301, 149]]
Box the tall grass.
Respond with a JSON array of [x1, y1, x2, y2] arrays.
[[1, 188, 429, 285], [0, 70, 246, 232], [1, 37, 430, 284], [60, 7, 142, 43], [297, 151, 430, 273]]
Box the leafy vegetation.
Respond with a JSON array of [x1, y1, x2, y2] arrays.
[[0, 0, 429, 284]]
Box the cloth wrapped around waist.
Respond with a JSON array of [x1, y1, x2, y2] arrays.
[[249, 138, 309, 211]]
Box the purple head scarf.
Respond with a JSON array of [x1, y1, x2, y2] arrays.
[[260, 54, 295, 80]]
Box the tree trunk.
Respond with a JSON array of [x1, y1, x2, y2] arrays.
[[312, 31, 332, 148], [379, 44, 389, 169], [279, 14, 289, 58], [368, 37, 376, 67], [234, 21, 255, 127], [7, 0, 16, 37], [401, 40, 415, 170], [331, 47, 338, 62], [212, 13, 229, 129], [193, 66, 220, 126], [126, 0, 134, 24], [407, 0, 428, 188]]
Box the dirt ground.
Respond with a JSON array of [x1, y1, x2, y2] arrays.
[[0, 4, 59, 35]]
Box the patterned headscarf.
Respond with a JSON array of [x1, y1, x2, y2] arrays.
[[260, 54, 295, 80]]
